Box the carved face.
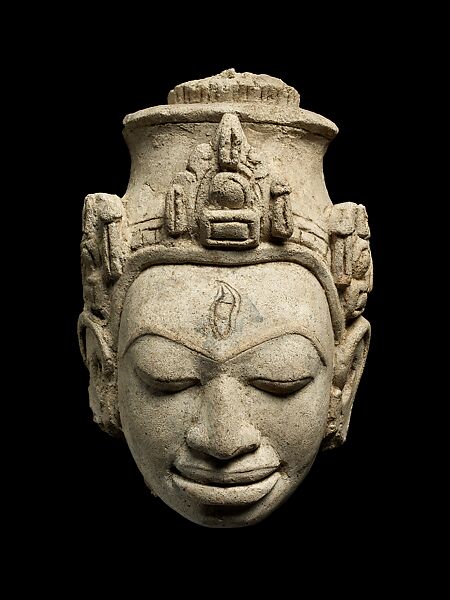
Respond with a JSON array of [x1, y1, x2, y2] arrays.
[[118, 262, 335, 527]]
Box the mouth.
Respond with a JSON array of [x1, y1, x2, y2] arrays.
[[171, 464, 281, 506]]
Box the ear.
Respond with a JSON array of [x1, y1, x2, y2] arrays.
[[78, 312, 122, 437], [322, 317, 371, 450]]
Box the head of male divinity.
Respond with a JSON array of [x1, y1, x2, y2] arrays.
[[79, 70, 373, 527]]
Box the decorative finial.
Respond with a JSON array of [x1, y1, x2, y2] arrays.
[[168, 69, 300, 106]]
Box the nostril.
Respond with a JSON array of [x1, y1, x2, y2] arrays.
[[186, 425, 261, 461], [226, 442, 259, 459], [246, 442, 259, 454], [209, 448, 244, 461], [202, 438, 261, 461]]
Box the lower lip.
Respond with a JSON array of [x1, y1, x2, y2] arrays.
[[171, 471, 281, 506]]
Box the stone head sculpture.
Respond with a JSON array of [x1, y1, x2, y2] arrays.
[[79, 70, 373, 527]]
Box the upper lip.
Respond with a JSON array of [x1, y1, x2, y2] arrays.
[[173, 463, 280, 486]]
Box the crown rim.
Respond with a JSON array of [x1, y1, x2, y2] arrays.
[[123, 103, 338, 140]]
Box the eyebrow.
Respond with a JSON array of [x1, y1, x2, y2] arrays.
[[123, 329, 327, 366]]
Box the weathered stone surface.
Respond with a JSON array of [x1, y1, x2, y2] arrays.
[[79, 70, 373, 527]]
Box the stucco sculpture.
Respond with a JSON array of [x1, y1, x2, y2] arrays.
[[79, 70, 373, 527]]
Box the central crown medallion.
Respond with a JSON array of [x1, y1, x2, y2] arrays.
[[165, 112, 293, 249]]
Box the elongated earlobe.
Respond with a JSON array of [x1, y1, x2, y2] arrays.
[[322, 317, 371, 449], [78, 313, 122, 437]]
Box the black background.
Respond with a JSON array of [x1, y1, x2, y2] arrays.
[[26, 29, 420, 573]]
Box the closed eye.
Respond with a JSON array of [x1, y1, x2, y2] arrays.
[[135, 367, 199, 394], [250, 377, 313, 397]]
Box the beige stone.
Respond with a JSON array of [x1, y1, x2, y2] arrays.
[[79, 69, 373, 527]]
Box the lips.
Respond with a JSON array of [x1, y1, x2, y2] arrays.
[[171, 462, 281, 506], [175, 463, 279, 485]]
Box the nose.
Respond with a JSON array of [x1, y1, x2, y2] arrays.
[[186, 374, 261, 460]]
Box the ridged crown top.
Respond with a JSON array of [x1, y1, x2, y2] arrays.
[[167, 68, 300, 107]]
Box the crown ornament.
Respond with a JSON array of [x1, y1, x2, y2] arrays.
[[79, 70, 373, 443]]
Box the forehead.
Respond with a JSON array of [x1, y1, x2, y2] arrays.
[[119, 262, 334, 363]]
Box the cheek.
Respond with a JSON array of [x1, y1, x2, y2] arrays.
[[117, 362, 197, 478], [251, 367, 332, 473]]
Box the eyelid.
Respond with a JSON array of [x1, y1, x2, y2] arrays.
[[134, 366, 199, 393], [250, 377, 313, 397]]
